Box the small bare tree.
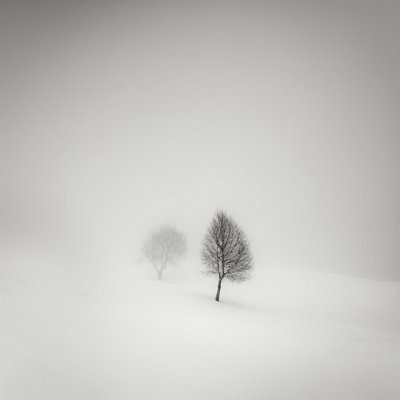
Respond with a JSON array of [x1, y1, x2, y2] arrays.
[[143, 225, 186, 280], [201, 210, 253, 301]]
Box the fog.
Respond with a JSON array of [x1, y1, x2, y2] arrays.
[[1, 0, 399, 283], [1, 2, 400, 398]]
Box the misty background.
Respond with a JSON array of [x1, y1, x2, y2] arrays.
[[1, 0, 399, 284]]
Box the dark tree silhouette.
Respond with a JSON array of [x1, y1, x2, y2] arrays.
[[143, 225, 186, 280], [201, 210, 253, 301]]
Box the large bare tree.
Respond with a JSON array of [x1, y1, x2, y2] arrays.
[[143, 225, 186, 280], [201, 210, 253, 301]]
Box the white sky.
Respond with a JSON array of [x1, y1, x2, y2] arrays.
[[1, 0, 399, 280]]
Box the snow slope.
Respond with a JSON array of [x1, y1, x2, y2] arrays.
[[0, 262, 399, 400]]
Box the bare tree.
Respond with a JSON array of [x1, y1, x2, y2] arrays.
[[201, 210, 253, 301], [143, 225, 186, 280]]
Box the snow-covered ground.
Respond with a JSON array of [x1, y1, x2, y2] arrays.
[[0, 260, 399, 400]]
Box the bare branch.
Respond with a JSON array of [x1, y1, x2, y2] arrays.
[[201, 210, 254, 300], [143, 225, 186, 279]]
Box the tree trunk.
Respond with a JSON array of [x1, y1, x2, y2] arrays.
[[215, 279, 222, 301], [157, 269, 163, 280]]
